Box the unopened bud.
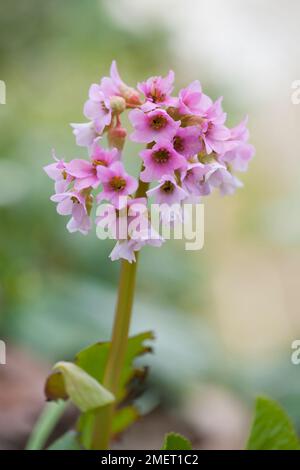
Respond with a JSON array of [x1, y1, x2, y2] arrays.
[[181, 115, 204, 127], [110, 95, 126, 114], [198, 152, 215, 164], [108, 126, 127, 151], [119, 85, 141, 106], [85, 194, 93, 215], [167, 107, 181, 121], [52, 361, 114, 412]]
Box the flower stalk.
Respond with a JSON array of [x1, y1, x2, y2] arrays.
[[91, 178, 149, 450], [91, 258, 138, 449]]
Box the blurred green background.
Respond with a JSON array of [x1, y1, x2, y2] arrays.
[[1, 0, 300, 450]]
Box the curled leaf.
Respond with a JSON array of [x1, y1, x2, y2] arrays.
[[53, 361, 114, 412], [45, 371, 68, 401]]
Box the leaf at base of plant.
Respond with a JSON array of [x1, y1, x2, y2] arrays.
[[246, 396, 300, 450], [162, 432, 192, 450]]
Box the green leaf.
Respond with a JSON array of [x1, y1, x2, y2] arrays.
[[53, 361, 114, 412], [48, 431, 81, 450], [112, 406, 139, 436], [75, 331, 154, 402], [162, 432, 192, 450], [76, 331, 153, 448], [246, 396, 300, 450], [44, 332, 153, 449]]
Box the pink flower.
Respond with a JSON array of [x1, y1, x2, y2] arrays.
[[97, 161, 138, 209], [219, 117, 255, 172], [129, 108, 180, 144], [65, 159, 99, 191], [181, 162, 211, 196], [108, 196, 163, 262], [139, 140, 187, 182], [177, 81, 212, 116], [101, 60, 141, 106], [109, 239, 138, 263], [47, 62, 255, 252], [138, 70, 176, 108], [50, 191, 91, 235], [221, 142, 255, 173], [200, 98, 234, 155], [66, 142, 119, 191], [89, 139, 119, 166], [109, 226, 163, 263], [44, 151, 72, 193], [96, 197, 148, 241], [70, 122, 99, 147], [205, 163, 243, 196], [83, 84, 112, 134], [147, 175, 187, 204], [172, 126, 202, 159]]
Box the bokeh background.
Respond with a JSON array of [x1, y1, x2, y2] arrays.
[[1, 0, 300, 449]]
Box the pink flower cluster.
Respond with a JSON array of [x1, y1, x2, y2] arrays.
[[44, 61, 254, 262]]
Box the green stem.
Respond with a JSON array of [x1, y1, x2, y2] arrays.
[[91, 258, 138, 449], [103, 258, 139, 393], [26, 401, 67, 450], [91, 176, 149, 450]]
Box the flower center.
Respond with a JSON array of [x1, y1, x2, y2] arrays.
[[101, 101, 109, 113], [161, 180, 175, 193], [93, 159, 107, 167], [109, 176, 126, 192], [152, 149, 170, 164], [173, 136, 184, 153], [150, 83, 166, 103], [150, 114, 167, 130]]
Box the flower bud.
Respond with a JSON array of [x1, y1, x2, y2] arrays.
[[181, 115, 204, 127], [52, 361, 115, 412], [119, 84, 141, 106], [108, 125, 127, 151], [85, 194, 93, 215], [109, 95, 126, 114], [198, 153, 215, 164], [167, 107, 181, 121]]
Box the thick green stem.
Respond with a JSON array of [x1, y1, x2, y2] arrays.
[[103, 258, 139, 392], [91, 176, 149, 450], [91, 258, 138, 449]]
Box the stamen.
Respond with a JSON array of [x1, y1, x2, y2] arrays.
[[150, 114, 167, 130], [152, 149, 170, 164], [109, 176, 126, 191], [150, 83, 166, 103], [101, 101, 109, 114], [161, 180, 174, 193], [93, 159, 107, 167], [173, 136, 184, 153]]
